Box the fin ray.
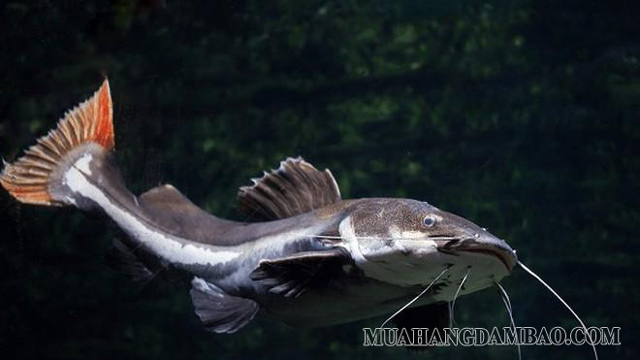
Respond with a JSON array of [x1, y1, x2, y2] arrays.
[[190, 277, 259, 334], [105, 238, 155, 283], [237, 157, 341, 220], [1, 79, 114, 206], [250, 248, 352, 298]]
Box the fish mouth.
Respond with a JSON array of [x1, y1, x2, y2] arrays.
[[440, 238, 518, 271], [458, 246, 517, 271]]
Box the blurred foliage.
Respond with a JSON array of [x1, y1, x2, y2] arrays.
[[0, 0, 639, 359]]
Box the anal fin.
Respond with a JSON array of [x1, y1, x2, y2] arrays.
[[190, 277, 259, 334], [105, 238, 155, 283]]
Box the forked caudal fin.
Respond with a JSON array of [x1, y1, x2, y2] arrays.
[[1, 79, 115, 206]]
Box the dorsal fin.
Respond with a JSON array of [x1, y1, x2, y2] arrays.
[[237, 157, 341, 220], [138, 184, 237, 244]]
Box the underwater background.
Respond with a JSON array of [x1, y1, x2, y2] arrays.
[[0, 0, 638, 359]]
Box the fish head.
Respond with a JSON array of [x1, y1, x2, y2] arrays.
[[340, 198, 517, 297]]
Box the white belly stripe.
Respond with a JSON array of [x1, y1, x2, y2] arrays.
[[63, 154, 241, 266]]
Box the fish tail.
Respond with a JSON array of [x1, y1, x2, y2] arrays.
[[1, 79, 117, 207]]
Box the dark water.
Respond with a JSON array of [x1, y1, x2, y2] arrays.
[[0, 1, 638, 359]]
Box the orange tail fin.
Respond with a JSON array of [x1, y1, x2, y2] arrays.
[[1, 79, 114, 206]]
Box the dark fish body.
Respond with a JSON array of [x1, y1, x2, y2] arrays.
[[1, 80, 517, 334]]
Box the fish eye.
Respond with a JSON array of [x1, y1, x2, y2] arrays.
[[422, 216, 436, 227]]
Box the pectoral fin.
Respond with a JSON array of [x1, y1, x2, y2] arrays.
[[250, 248, 352, 298], [190, 277, 259, 334]]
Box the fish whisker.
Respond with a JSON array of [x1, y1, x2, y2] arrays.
[[518, 260, 599, 360], [449, 267, 471, 328], [380, 266, 450, 328], [494, 281, 522, 360]]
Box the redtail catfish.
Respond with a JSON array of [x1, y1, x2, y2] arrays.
[[6, 80, 587, 351]]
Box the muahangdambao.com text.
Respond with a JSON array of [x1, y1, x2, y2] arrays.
[[362, 327, 621, 347]]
